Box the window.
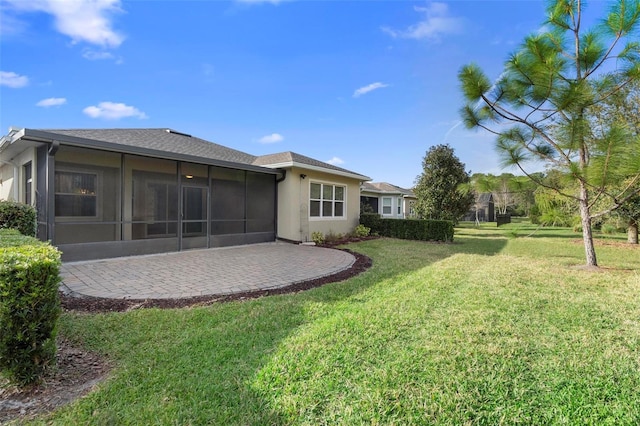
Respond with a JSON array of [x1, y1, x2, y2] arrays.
[[382, 197, 392, 215], [310, 182, 345, 218], [397, 197, 403, 215], [23, 162, 32, 206], [55, 171, 98, 217]]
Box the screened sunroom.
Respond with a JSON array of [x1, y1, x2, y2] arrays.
[[0, 128, 279, 261]]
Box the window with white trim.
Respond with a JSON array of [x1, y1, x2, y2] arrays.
[[310, 182, 345, 218], [382, 197, 392, 215], [397, 197, 403, 215]]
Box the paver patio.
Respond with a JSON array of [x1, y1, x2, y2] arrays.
[[60, 242, 355, 300]]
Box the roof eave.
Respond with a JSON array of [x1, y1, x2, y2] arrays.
[[259, 161, 371, 181]]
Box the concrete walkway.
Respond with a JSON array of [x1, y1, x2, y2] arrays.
[[60, 242, 355, 300]]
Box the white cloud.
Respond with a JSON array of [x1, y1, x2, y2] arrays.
[[83, 101, 147, 120], [36, 97, 67, 107], [257, 133, 284, 144], [5, 0, 125, 47], [0, 71, 29, 88], [381, 2, 464, 42], [326, 157, 344, 166], [353, 82, 389, 98]]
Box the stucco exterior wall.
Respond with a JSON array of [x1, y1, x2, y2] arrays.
[[0, 163, 14, 201], [276, 166, 363, 242], [0, 148, 37, 203]]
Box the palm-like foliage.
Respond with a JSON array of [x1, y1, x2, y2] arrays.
[[459, 0, 640, 266]]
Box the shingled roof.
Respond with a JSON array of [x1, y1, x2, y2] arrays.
[[361, 182, 415, 196], [3, 128, 370, 180], [39, 128, 258, 165], [254, 151, 370, 180]]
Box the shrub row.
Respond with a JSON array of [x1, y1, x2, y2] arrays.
[[360, 213, 454, 242], [0, 201, 37, 237], [0, 229, 62, 385]]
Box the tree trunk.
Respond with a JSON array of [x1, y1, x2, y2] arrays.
[[579, 182, 598, 267], [628, 220, 639, 244]]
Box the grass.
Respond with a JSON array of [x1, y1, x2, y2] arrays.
[[31, 224, 640, 424]]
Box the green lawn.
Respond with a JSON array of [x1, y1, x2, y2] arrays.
[[39, 224, 640, 424]]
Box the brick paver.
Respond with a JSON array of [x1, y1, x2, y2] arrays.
[[60, 242, 355, 299]]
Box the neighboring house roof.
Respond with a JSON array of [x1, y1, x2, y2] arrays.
[[361, 182, 415, 197], [477, 192, 494, 203], [253, 151, 371, 181]]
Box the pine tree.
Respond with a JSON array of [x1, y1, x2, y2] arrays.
[[459, 0, 640, 267]]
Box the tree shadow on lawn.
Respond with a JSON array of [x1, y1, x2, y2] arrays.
[[51, 236, 509, 424]]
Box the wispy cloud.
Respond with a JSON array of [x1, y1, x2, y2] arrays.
[[36, 97, 67, 107], [0, 8, 28, 37], [4, 0, 125, 48], [0, 71, 29, 88], [202, 63, 215, 82], [257, 133, 284, 144], [381, 2, 464, 42], [353, 82, 389, 98], [82, 48, 122, 62], [83, 101, 147, 120], [235, 0, 289, 4], [326, 157, 344, 166]]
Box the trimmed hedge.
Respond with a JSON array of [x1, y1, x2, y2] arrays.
[[360, 213, 454, 242], [0, 201, 37, 237], [0, 229, 61, 385]]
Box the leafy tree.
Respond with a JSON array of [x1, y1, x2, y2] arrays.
[[459, 0, 640, 267], [414, 144, 474, 222], [616, 193, 640, 243], [510, 175, 539, 217]]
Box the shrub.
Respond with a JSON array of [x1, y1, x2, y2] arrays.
[[0, 201, 37, 237], [311, 231, 325, 245], [324, 231, 344, 244], [0, 229, 61, 385], [601, 223, 618, 235], [359, 213, 382, 231], [361, 216, 454, 242], [353, 224, 370, 238]]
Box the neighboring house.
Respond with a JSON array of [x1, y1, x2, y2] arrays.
[[463, 192, 495, 222], [360, 182, 417, 219], [0, 127, 370, 261]]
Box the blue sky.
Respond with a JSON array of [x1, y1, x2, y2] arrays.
[[0, 0, 609, 188]]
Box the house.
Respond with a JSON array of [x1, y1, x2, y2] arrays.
[[254, 152, 370, 243], [0, 127, 370, 261], [463, 192, 495, 222], [360, 182, 417, 219]]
